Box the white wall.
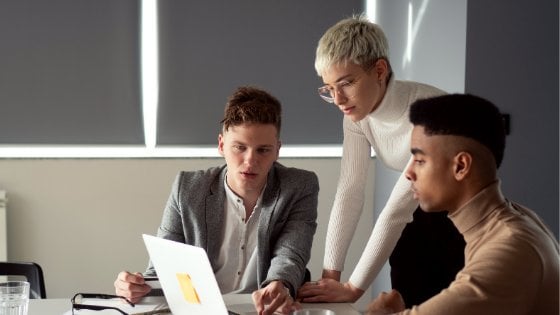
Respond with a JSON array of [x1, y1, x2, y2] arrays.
[[367, 0, 468, 297], [373, 0, 467, 93], [0, 158, 375, 310]]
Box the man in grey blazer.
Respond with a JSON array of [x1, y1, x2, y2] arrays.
[[114, 86, 319, 315]]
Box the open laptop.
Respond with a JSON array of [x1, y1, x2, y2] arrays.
[[142, 234, 257, 315]]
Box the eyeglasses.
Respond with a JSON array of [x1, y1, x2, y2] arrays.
[[317, 76, 361, 104], [71, 293, 134, 315]]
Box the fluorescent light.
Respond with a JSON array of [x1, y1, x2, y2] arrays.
[[141, 0, 159, 150], [406, 2, 413, 64], [367, 0, 377, 22], [0, 145, 353, 158], [403, 0, 430, 68]]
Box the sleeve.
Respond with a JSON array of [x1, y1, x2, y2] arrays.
[[263, 170, 319, 296], [396, 238, 544, 315], [348, 159, 417, 289], [156, 173, 187, 243], [144, 173, 186, 275], [323, 117, 373, 272]]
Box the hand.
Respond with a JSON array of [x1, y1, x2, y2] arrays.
[[297, 278, 364, 303], [114, 271, 151, 304], [252, 280, 301, 315], [365, 289, 406, 315]]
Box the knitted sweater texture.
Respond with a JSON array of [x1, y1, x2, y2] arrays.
[[397, 181, 559, 314], [324, 77, 444, 289]]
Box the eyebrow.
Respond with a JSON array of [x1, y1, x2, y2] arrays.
[[323, 73, 354, 86], [411, 148, 424, 155], [232, 141, 275, 148]]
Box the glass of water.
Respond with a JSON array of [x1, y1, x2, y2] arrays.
[[0, 281, 30, 315]]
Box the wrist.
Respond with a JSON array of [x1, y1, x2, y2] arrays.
[[264, 279, 293, 297], [343, 282, 365, 302], [321, 269, 341, 281], [280, 280, 293, 298]]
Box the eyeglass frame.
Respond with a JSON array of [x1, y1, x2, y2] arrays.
[[317, 73, 364, 104], [317, 59, 387, 104], [71, 293, 135, 315]]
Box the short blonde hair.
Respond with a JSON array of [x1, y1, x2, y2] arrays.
[[315, 14, 392, 76]]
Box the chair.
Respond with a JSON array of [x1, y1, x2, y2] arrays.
[[0, 261, 46, 299]]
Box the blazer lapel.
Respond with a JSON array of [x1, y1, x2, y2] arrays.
[[258, 163, 280, 235]]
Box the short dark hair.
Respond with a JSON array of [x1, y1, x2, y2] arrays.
[[409, 94, 506, 168], [221, 86, 282, 135]]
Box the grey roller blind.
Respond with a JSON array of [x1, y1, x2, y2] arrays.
[[0, 0, 143, 145], [156, 1, 365, 145]]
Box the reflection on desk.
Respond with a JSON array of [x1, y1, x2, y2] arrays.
[[29, 294, 361, 315], [223, 294, 361, 315]]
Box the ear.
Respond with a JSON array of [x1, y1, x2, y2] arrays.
[[453, 151, 472, 181], [373, 59, 389, 81], [217, 133, 225, 157], [275, 140, 282, 160]]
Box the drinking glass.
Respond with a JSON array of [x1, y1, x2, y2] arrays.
[[0, 281, 30, 315]]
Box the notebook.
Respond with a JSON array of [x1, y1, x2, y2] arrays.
[[142, 234, 257, 315]]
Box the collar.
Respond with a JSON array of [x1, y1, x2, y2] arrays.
[[449, 180, 507, 238], [223, 173, 264, 209], [367, 75, 409, 122]]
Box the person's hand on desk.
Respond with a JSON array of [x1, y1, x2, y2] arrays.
[[297, 278, 364, 303], [252, 280, 301, 315], [365, 289, 406, 315], [114, 271, 152, 304]]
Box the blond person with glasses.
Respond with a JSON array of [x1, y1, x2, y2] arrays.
[[297, 15, 465, 307]]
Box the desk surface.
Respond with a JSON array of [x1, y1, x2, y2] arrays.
[[29, 294, 361, 315]]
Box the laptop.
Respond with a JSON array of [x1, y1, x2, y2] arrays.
[[142, 234, 257, 315]]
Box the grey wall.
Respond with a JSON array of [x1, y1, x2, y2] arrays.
[[156, 1, 364, 145], [375, 0, 467, 92], [0, 0, 365, 146], [465, 0, 559, 237], [0, 0, 143, 145]]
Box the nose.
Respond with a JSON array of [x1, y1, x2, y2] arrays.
[[333, 89, 348, 105], [405, 164, 415, 182], [244, 149, 258, 165]]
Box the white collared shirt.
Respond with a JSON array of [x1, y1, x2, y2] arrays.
[[213, 175, 262, 293]]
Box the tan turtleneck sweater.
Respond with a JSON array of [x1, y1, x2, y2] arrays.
[[397, 181, 559, 314]]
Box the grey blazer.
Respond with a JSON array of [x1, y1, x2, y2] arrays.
[[147, 162, 318, 296]]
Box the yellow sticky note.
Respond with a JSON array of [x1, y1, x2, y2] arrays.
[[176, 273, 201, 304]]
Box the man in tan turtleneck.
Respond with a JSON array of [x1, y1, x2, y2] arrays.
[[367, 94, 559, 315]]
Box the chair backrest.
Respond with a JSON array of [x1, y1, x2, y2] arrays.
[[0, 261, 46, 299]]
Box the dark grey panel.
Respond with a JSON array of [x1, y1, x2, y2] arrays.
[[0, 0, 143, 144], [157, 1, 365, 145], [466, 0, 559, 237]]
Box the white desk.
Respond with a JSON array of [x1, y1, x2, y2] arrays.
[[29, 298, 69, 314], [29, 294, 361, 315]]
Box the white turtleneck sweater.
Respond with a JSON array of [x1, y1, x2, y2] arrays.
[[324, 77, 444, 290]]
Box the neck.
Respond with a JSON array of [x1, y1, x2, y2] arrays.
[[370, 76, 390, 114], [450, 177, 497, 214]]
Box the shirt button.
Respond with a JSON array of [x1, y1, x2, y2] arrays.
[[237, 271, 241, 275], [241, 245, 245, 250]]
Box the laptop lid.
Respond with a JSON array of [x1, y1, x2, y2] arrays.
[[142, 234, 230, 315]]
